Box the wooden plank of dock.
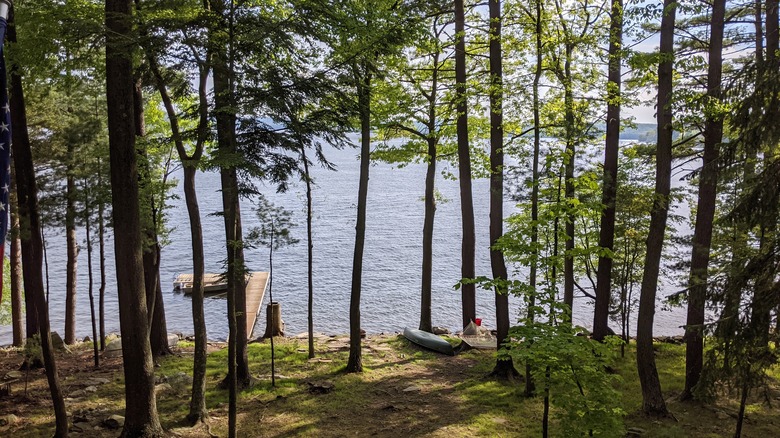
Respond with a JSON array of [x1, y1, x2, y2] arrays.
[[174, 271, 268, 339], [174, 273, 227, 293], [245, 272, 269, 339]]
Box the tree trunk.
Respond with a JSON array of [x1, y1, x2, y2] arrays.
[[488, 0, 515, 378], [8, 16, 69, 436], [542, 368, 550, 438], [21, 170, 38, 343], [563, 44, 575, 314], [526, 0, 543, 396], [208, 4, 240, 433], [105, 0, 163, 433], [302, 149, 315, 359], [223, 99, 242, 436], [681, 0, 725, 401], [174, 73, 210, 407], [42, 226, 50, 304], [65, 151, 78, 345], [148, 246, 171, 358], [756, 0, 764, 66], [211, 1, 250, 389], [142, 243, 157, 321], [752, 4, 780, 346], [133, 76, 146, 138], [135, 69, 155, 318], [234, 209, 250, 382], [419, 136, 437, 332], [184, 165, 209, 423], [347, 66, 371, 373], [84, 178, 99, 368], [147, 47, 210, 422], [767, 0, 778, 64], [141, 206, 170, 359], [455, 0, 476, 329], [735, 382, 749, 438], [98, 163, 107, 351], [226, 238, 238, 438], [10, 161, 24, 347], [142, 209, 171, 358], [133, 72, 171, 361], [268, 233, 277, 387], [636, 0, 675, 417], [593, 0, 623, 341]]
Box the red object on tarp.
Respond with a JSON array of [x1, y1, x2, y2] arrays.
[[475, 318, 482, 326]]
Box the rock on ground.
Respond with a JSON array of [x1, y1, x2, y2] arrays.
[[51, 332, 71, 353], [102, 415, 125, 429], [0, 414, 19, 426], [432, 327, 450, 335], [103, 339, 123, 358]]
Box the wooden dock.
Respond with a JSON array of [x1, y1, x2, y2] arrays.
[[173, 273, 229, 294], [244, 272, 269, 339], [173, 271, 269, 339]]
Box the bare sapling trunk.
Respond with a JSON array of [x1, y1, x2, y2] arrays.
[[98, 163, 107, 351], [302, 148, 315, 358], [84, 177, 99, 368]]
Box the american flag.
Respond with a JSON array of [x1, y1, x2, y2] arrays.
[[0, 14, 10, 304]]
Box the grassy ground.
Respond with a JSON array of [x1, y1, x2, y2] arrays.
[[1, 334, 778, 437]]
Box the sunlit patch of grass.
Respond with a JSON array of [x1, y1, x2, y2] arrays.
[[457, 378, 520, 409], [469, 410, 541, 436], [158, 353, 195, 376], [653, 342, 687, 393], [453, 369, 540, 435]]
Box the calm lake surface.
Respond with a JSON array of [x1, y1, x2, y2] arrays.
[[0, 141, 688, 345]]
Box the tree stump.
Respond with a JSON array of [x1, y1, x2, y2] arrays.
[[263, 302, 284, 338]]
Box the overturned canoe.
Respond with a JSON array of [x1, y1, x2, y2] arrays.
[[403, 327, 455, 356]]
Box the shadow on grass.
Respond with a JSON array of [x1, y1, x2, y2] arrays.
[[196, 336, 538, 437], [11, 336, 780, 437]]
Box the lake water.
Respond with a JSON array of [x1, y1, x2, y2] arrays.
[[0, 142, 688, 345]]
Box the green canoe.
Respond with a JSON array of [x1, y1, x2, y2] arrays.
[[403, 327, 455, 356]]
